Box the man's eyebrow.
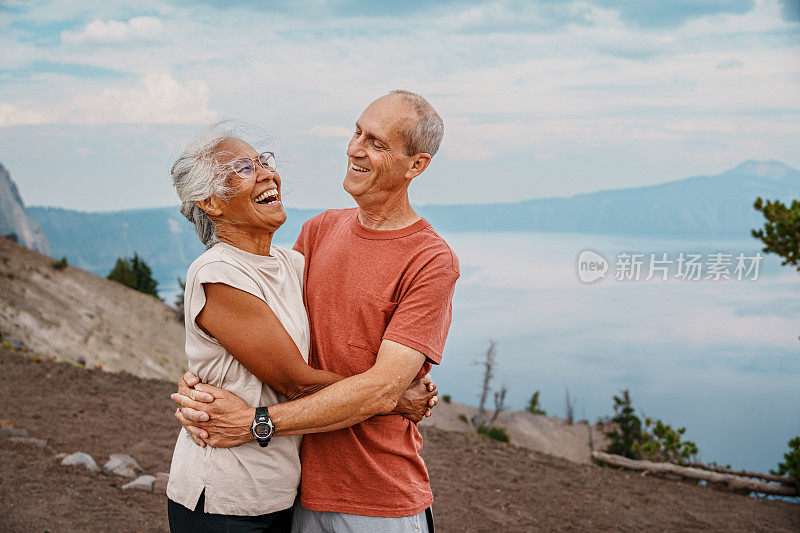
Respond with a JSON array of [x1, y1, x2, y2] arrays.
[[354, 122, 388, 146]]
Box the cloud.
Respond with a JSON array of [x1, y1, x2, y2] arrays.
[[1, 0, 799, 210], [596, 0, 756, 28], [716, 59, 744, 69], [70, 72, 216, 125], [61, 16, 164, 44], [309, 125, 351, 137], [0, 72, 216, 126], [0, 102, 50, 127]]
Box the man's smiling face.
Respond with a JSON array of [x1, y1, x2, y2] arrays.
[[343, 95, 418, 200]]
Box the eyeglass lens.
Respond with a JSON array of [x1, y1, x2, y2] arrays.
[[232, 152, 275, 177]]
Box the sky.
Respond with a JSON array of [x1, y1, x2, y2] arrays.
[[1, 0, 799, 212]]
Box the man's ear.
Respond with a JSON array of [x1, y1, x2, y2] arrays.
[[405, 153, 432, 181], [195, 196, 224, 217]]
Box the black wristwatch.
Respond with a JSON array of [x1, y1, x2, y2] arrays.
[[250, 407, 275, 447]]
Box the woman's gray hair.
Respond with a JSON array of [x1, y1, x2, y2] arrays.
[[170, 121, 246, 248], [389, 90, 444, 157]]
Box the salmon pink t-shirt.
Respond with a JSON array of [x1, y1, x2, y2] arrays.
[[293, 208, 459, 517]]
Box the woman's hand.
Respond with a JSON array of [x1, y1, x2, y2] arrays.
[[394, 374, 438, 423], [171, 372, 255, 448]]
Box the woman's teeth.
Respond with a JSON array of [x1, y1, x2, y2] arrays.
[[254, 188, 279, 204]]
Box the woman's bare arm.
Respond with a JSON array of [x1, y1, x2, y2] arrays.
[[195, 282, 342, 399]]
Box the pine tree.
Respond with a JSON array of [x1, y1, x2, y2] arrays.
[[107, 254, 159, 298], [752, 198, 800, 271]]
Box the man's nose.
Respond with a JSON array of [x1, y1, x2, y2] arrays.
[[347, 137, 366, 158]]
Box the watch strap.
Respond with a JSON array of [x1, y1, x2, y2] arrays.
[[253, 406, 272, 448]]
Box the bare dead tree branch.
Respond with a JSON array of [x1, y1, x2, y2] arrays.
[[472, 340, 497, 428], [592, 451, 799, 497], [564, 386, 576, 425], [685, 462, 796, 487], [488, 385, 507, 427]]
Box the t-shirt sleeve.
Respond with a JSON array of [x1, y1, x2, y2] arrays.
[[382, 261, 459, 366], [185, 260, 266, 344]]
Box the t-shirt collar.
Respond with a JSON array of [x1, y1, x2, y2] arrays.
[[348, 210, 430, 240]]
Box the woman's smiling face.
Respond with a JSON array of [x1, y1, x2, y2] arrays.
[[213, 137, 286, 234]]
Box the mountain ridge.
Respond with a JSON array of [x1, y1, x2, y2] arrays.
[[20, 160, 800, 298]]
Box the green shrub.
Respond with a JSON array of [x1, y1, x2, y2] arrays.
[[526, 391, 546, 415], [457, 414, 468, 424], [604, 389, 698, 464], [771, 436, 800, 485], [51, 257, 68, 270], [477, 425, 509, 442], [442, 394, 451, 404], [1, 340, 13, 351], [638, 417, 698, 464]]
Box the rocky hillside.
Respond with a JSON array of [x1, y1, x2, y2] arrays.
[[0, 163, 49, 254], [423, 400, 608, 465], [1, 349, 797, 532], [0, 236, 186, 380]]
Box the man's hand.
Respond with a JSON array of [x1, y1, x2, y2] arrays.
[[394, 374, 438, 423], [171, 372, 255, 448]]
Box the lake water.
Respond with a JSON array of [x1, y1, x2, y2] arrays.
[[156, 231, 800, 473]]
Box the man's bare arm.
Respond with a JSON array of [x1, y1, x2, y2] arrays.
[[172, 339, 435, 447]]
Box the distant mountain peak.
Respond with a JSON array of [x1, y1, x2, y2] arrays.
[[723, 160, 799, 181]]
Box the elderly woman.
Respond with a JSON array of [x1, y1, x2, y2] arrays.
[[165, 124, 436, 532]]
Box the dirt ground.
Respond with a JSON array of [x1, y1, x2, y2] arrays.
[[1, 349, 797, 532]]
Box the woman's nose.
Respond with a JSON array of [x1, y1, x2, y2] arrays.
[[255, 165, 276, 181]]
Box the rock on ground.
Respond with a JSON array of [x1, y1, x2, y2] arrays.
[[0, 427, 29, 437], [8, 436, 56, 454], [61, 451, 99, 472], [122, 475, 156, 492], [104, 453, 143, 478]]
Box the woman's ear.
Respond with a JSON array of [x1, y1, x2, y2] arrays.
[[195, 196, 224, 217]]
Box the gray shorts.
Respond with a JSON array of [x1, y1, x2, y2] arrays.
[[291, 501, 432, 533]]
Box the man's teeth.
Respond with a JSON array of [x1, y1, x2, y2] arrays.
[[254, 188, 279, 203], [351, 163, 369, 172]]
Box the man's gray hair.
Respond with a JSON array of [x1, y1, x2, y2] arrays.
[[170, 121, 244, 249], [389, 90, 444, 157]]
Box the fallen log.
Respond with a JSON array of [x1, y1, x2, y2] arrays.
[[591, 451, 799, 497], [684, 462, 796, 487]]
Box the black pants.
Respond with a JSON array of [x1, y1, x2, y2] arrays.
[[425, 506, 435, 533], [168, 491, 293, 533]]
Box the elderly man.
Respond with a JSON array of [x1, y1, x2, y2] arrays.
[[174, 90, 459, 532]]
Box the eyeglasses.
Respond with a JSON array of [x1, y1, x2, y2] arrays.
[[230, 152, 276, 179]]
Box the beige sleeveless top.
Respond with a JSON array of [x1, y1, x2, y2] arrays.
[[166, 242, 309, 516]]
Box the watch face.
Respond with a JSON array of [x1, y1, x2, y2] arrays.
[[254, 423, 270, 437]]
